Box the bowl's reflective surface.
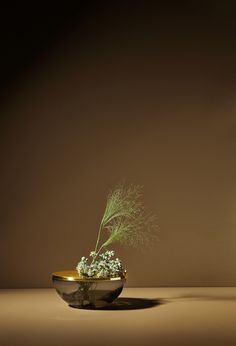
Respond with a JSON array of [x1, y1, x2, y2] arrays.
[[52, 270, 126, 309]]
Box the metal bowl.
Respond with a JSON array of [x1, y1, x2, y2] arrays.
[[52, 270, 126, 309]]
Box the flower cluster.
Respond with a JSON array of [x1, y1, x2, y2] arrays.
[[76, 250, 124, 279]]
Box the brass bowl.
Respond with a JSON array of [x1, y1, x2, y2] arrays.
[[52, 270, 126, 309]]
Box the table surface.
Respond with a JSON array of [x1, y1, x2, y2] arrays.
[[1, 287, 236, 346]]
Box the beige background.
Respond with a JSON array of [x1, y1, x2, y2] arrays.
[[1, 3, 236, 288]]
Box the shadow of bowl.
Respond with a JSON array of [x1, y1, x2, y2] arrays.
[[98, 297, 167, 310]]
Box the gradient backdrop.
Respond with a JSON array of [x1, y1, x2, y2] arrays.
[[1, 2, 236, 288]]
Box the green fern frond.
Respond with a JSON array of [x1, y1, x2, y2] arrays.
[[92, 184, 158, 261], [101, 184, 142, 227]]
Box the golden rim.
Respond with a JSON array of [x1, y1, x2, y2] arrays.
[[52, 270, 127, 282]]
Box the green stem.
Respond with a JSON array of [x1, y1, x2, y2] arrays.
[[94, 223, 103, 254], [91, 243, 105, 264], [91, 221, 105, 265]]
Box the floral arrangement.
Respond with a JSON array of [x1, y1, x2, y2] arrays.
[[76, 184, 158, 279]]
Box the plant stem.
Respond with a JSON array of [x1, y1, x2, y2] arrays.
[[91, 244, 105, 264], [92, 220, 106, 264], [94, 223, 103, 254]]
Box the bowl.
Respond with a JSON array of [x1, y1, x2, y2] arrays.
[[52, 270, 126, 309]]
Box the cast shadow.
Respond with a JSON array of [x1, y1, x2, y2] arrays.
[[170, 293, 236, 302], [100, 297, 167, 310]]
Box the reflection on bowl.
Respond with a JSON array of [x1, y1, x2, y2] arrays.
[[52, 270, 126, 309]]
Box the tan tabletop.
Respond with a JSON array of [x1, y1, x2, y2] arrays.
[[0, 287, 236, 346]]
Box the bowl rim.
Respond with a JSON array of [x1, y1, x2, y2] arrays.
[[52, 270, 127, 282]]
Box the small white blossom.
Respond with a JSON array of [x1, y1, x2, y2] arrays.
[[76, 250, 124, 279]]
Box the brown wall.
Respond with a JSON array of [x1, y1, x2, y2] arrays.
[[1, 3, 236, 288]]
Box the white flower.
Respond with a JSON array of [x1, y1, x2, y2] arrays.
[[76, 250, 124, 278]]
